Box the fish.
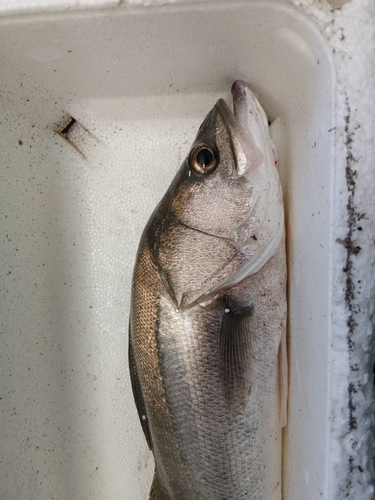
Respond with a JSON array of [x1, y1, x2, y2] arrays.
[[129, 80, 287, 500]]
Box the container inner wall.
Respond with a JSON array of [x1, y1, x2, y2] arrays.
[[0, 3, 334, 499]]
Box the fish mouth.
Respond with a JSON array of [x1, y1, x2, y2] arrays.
[[215, 81, 264, 176], [231, 79, 253, 131]]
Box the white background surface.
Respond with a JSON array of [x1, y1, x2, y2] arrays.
[[0, 1, 373, 500]]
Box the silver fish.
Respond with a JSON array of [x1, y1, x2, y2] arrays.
[[129, 80, 287, 500]]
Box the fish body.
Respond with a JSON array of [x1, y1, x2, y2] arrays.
[[129, 81, 287, 500]]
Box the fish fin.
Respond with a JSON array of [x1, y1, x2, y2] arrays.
[[219, 303, 254, 415], [128, 324, 153, 450], [149, 473, 168, 500], [278, 327, 288, 428]]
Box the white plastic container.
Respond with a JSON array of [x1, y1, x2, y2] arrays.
[[0, 1, 374, 499]]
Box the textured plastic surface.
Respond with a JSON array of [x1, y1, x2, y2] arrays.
[[0, 2, 336, 499]]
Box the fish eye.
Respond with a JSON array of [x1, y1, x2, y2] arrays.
[[189, 144, 218, 175]]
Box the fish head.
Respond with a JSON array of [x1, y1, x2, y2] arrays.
[[156, 81, 284, 309]]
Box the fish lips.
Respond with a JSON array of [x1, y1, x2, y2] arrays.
[[215, 88, 264, 177]]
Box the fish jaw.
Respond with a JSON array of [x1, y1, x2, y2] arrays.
[[230, 80, 285, 268], [231, 79, 277, 170], [216, 98, 264, 177], [232, 80, 267, 132]]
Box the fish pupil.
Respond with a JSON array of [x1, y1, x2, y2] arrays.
[[197, 148, 213, 168]]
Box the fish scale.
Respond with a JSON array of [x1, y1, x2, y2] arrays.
[[161, 290, 232, 497], [131, 240, 197, 499]]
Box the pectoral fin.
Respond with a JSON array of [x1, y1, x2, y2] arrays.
[[128, 324, 152, 450], [219, 303, 254, 415], [278, 327, 288, 428]]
